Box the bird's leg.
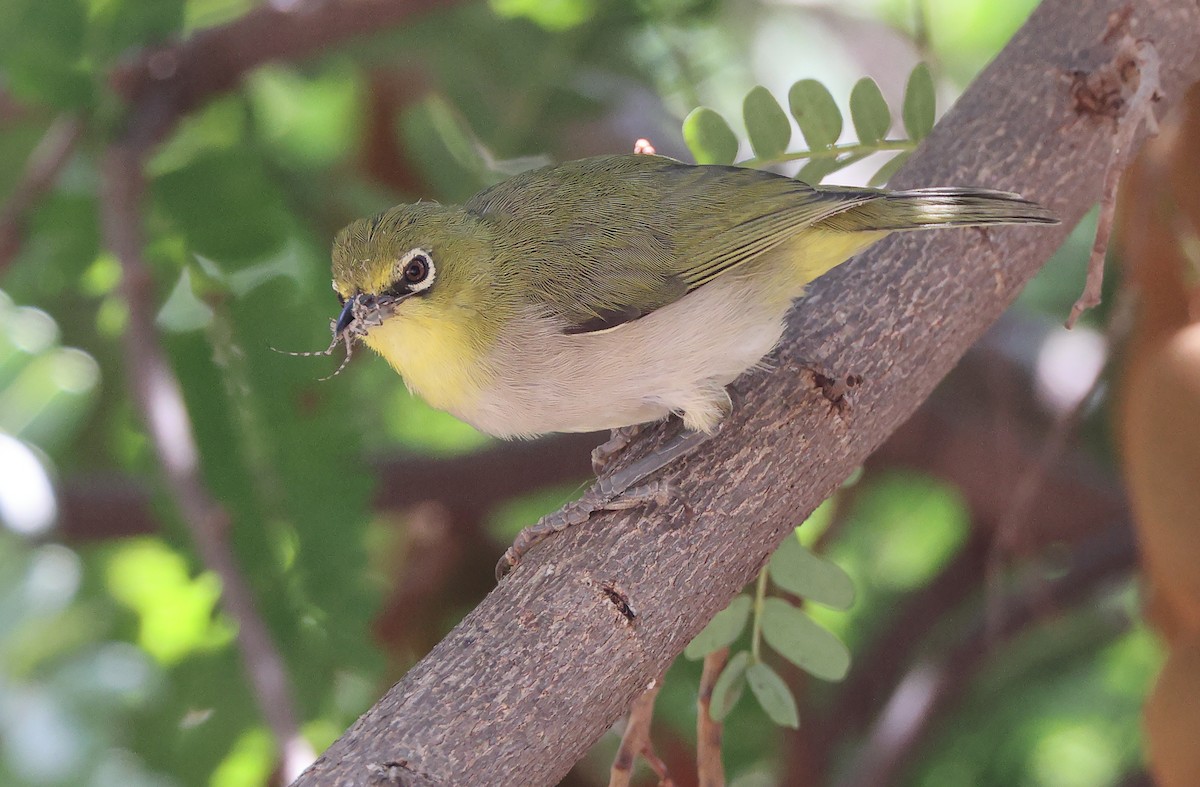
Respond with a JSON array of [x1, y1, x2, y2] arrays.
[[495, 428, 714, 579], [591, 423, 648, 475]]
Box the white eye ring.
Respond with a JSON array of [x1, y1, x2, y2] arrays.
[[397, 248, 435, 293]]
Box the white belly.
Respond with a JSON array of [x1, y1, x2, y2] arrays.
[[462, 267, 793, 438]]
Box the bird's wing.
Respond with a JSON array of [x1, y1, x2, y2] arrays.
[[465, 154, 876, 334]]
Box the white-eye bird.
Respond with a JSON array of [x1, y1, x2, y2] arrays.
[[328, 153, 1055, 440]]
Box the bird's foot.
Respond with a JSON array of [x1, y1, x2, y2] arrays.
[[495, 481, 675, 580], [591, 423, 648, 476], [496, 428, 713, 579]]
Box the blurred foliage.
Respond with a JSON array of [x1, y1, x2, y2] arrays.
[[0, 0, 1160, 785]]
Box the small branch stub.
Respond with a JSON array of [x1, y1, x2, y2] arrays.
[[1066, 21, 1162, 328]]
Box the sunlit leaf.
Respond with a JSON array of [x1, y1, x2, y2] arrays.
[[683, 107, 738, 165], [710, 650, 750, 721], [746, 662, 800, 728], [850, 78, 891, 145], [868, 150, 913, 187], [902, 63, 936, 141], [743, 86, 791, 160], [423, 94, 492, 177], [760, 598, 850, 681], [211, 727, 274, 787], [685, 595, 752, 659], [489, 0, 596, 31], [796, 157, 841, 185], [248, 64, 362, 166], [855, 472, 969, 589], [788, 79, 841, 150], [769, 533, 856, 610], [157, 268, 215, 334], [105, 539, 235, 665]]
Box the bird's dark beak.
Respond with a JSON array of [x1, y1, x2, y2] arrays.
[[334, 297, 356, 337]]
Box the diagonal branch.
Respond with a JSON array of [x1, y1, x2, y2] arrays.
[[294, 1, 1200, 784], [100, 144, 312, 782], [79, 2, 467, 776], [0, 115, 84, 273], [109, 0, 458, 153]]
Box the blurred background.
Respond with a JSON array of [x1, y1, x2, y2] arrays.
[[0, 0, 1179, 785]]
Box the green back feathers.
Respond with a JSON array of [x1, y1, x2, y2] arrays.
[[466, 155, 1054, 334]]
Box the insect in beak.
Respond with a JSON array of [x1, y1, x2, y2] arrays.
[[335, 297, 356, 337], [272, 292, 404, 380], [270, 296, 366, 380]]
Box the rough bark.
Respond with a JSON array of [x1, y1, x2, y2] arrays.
[[296, 1, 1200, 784]]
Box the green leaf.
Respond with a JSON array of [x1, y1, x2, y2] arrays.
[[489, 0, 596, 31], [768, 533, 856, 610], [423, 95, 492, 176], [248, 64, 362, 166], [787, 80, 841, 150], [710, 650, 750, 721], [157, 268, 215, 334], [868, 150, 913, 187], [683, 107, 738, 165], [152, 148, 291, 264], [746, 662, 800, 728], [849, 77, 891, 145], [902, 63, 936, 141], [796, 157, 840, 185], [742, 86, 791, 161], [0, 0, 93, 107], [89, 0, 185, 58], [760, 598, 851, 681], [685, 594, 752, 659]]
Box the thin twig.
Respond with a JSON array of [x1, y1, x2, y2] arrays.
[[697, 649, 729, 787], [99, 144, 312, 782], [985, 289, 1135, 639], [0, 115, 84, 272], [1067, 35, 1162, 328], [610, 678, 673, 787]]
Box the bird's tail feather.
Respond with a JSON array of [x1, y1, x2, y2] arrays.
[[817, 187, 1058, 232]]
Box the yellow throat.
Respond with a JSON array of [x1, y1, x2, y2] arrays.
[[362, 303, 493, 417]]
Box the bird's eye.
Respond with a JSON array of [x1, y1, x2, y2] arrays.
[[336, 292, 347, 306], [403, 253, 431, 284]]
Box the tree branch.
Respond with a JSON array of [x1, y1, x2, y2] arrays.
[[8, 2, 466, 779], [0, 115, 83, 273], [56, 432, 598, 542], [109, 0, 458, 153], [294, 1, 1200, 784], [609, 678, 671, 787], [697, 649, 728, 787], [100, 145, 312, 782]]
